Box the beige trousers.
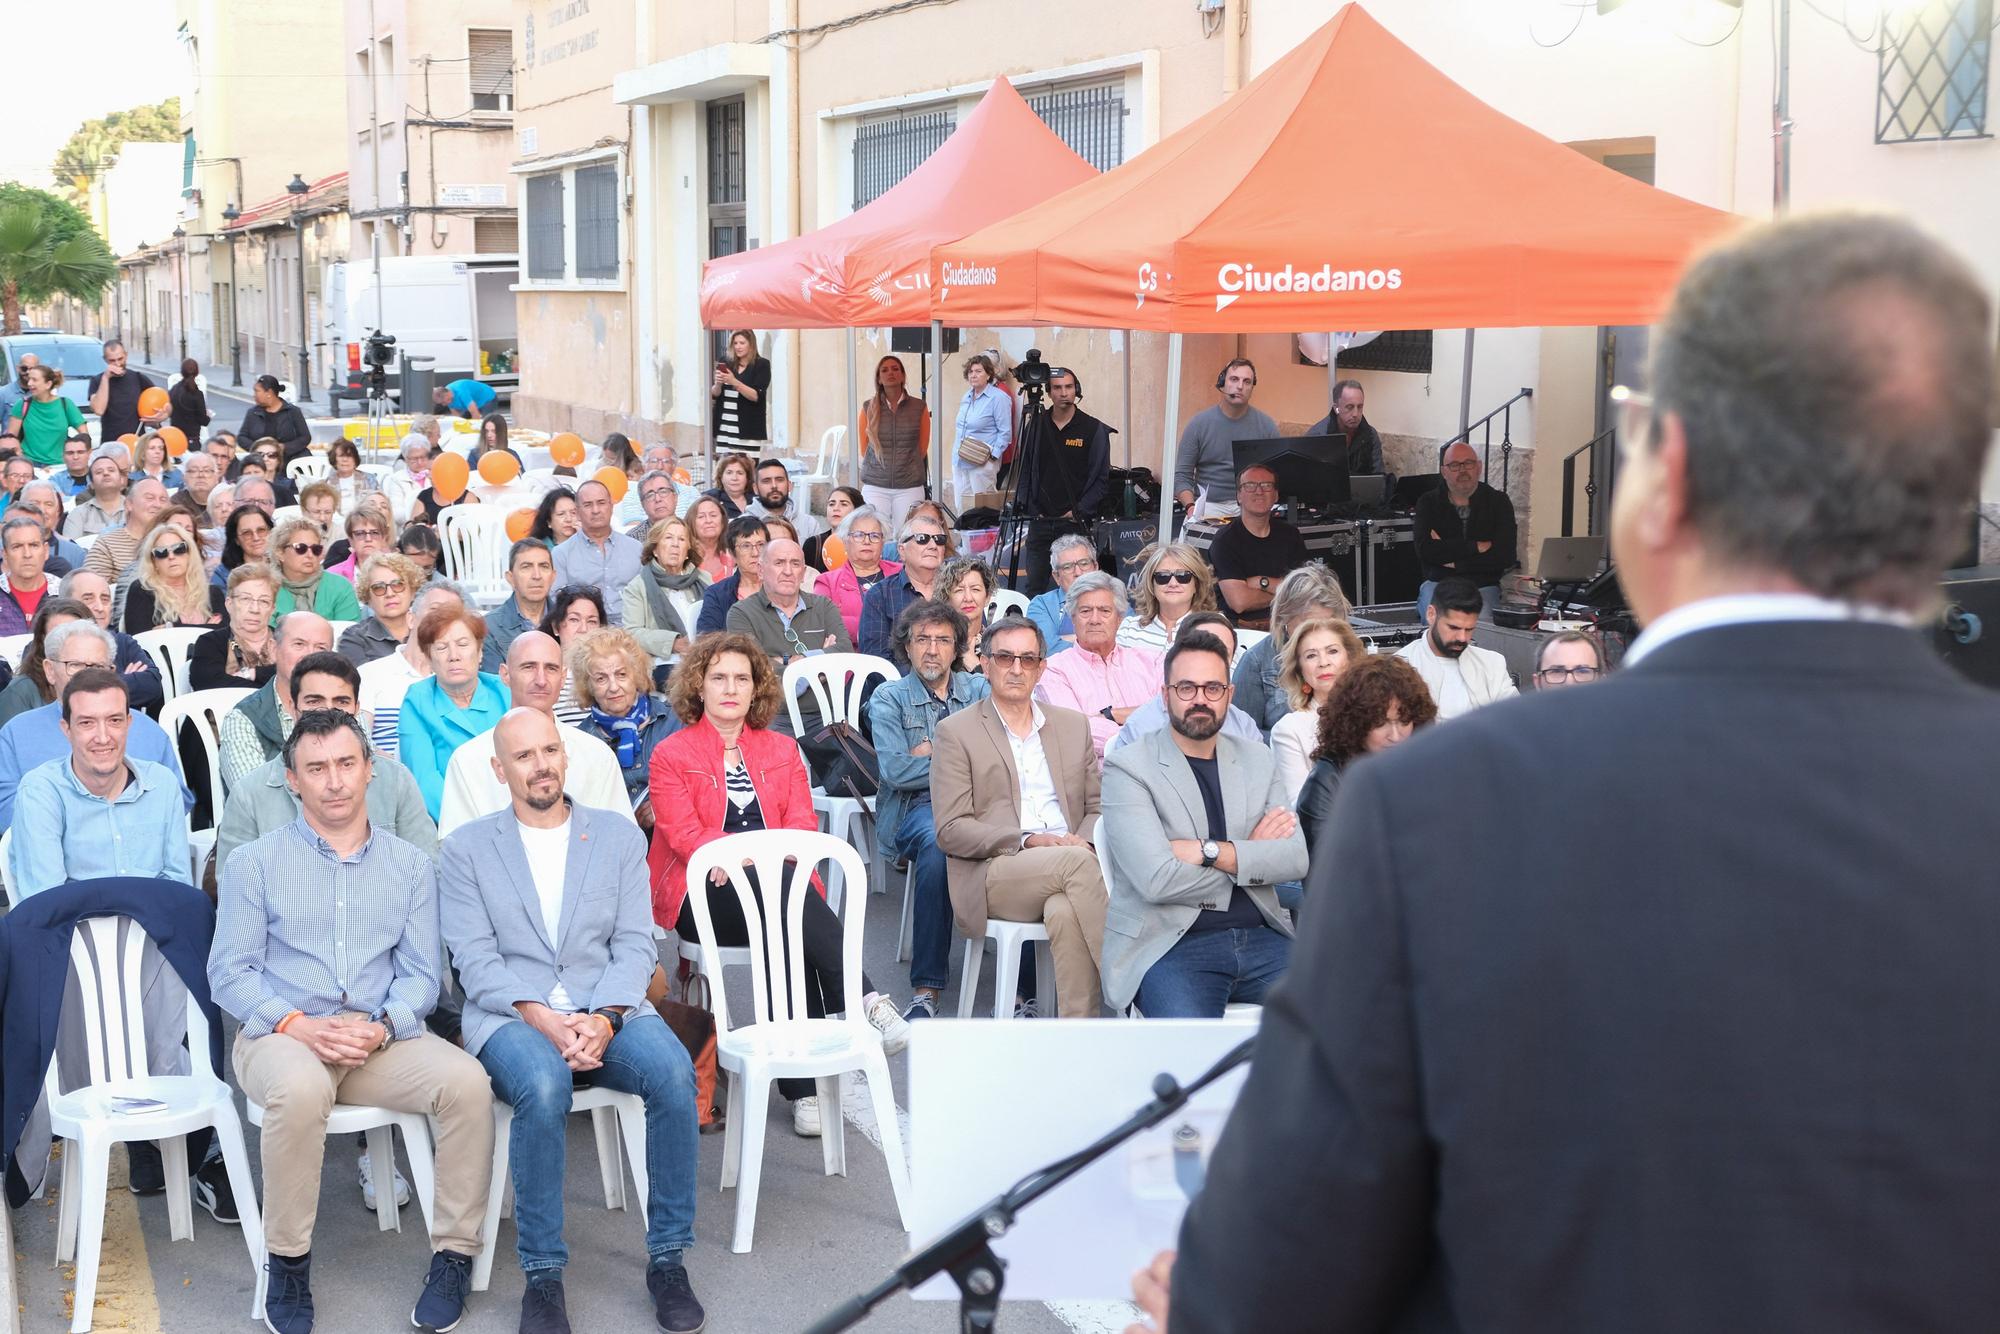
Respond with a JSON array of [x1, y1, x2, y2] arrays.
[[235, 1029, 494, 1257], [985, 844, 1108, 1019]]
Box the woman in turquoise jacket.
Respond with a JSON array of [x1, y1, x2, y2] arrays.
[[396, 604, 507, 817]]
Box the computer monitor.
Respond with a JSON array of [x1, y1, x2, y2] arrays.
[[1230, 436, 1350, 512], [1349, 474, 1387, 506]]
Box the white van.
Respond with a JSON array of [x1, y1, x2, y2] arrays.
[[323, 255, 518, 406]]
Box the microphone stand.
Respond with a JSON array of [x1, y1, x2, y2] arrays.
[[804, 1035, 1257, 1334]]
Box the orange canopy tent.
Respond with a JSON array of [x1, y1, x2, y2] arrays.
[[929, 4, 1738, 334]]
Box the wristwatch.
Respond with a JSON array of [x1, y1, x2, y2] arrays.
[[1100, 705, 1116, 721], [1200, 840, 1221, 868], [591, 1007, 625, 1036]]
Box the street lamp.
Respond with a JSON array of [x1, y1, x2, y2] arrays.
[[220, 204, 243, 387], [287, 173, 312, 403], [171, 226, 188, 362]]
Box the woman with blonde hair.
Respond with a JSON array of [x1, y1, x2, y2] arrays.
[[338, 551, 425, 666], [130, 433, 185, 489], [1117, 542, 1218, 655], [622, 515, 707, 670], [122, 522, 226, 631], [857, 353, 930, 533], [1270, 616, 1366, 801], [710, 329, 771, 448], [571, 626, 681, 827], [269, 516, 362, 622]]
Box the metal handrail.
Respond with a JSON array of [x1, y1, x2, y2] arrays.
[[1441, 387, 1533, 491], [1561, 426, 1618, 537]]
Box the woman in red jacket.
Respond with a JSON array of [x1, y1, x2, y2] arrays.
[[648, 633, 908, 1137]]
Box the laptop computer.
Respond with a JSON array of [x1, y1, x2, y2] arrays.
[[1537, 535, 1607, 583]]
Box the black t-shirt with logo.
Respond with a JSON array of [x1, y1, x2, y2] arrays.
[[86, 368, 155, 440]]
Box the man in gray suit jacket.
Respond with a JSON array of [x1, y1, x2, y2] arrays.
[[1100, 631, 1305, 1016], [439, 708, 706, 1334]]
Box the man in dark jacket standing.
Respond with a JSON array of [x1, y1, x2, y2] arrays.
[[1012, 367, 1111, 597], [1142, 215, 2000, 1334], [1411, 440, 1515, 618], [237, 374, 314, 463]]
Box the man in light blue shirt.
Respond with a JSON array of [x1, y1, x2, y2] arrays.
[[0, 619, 192, 828], [431, 378, 496, 419], [10, 668, 190, 897], [553, 479, 643, 624], [1028, 533, 1099, 657]]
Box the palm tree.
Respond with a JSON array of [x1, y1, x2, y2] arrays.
[[0, 203, 116, 336]]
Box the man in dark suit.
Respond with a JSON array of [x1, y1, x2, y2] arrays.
[[1137, 214, 2000, 1333]]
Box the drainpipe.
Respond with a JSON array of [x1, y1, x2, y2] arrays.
[[1223, 0, 1245, 95], [633, 0, 659, 430], [787, 0, 801, 452]]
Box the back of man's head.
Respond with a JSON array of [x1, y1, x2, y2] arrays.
[[1651, 213, 1992, 609]]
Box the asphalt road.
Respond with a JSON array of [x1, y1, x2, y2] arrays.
[[8, 876, 1132, 1334]]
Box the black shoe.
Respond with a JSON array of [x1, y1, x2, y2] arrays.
[[264, 1252, 314, 1334], [646, 1261, 706, 1334], [192, 1155, 240, 1224], [519, 1273, 572, 1334], [411, 1250, 474, 1332], [126, 1140, 165, 1195]]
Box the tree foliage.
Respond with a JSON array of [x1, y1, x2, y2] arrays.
[[0, 186, 118, 333], [51, 98, 182, 204]]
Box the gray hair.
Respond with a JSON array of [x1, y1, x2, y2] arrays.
[[45, 619, 115, 662], [89, 445, 126, 468], [1064, 569, 1130, 618], [58, 569, 109, 597], [1049, 533, 1095, 572], [413, 578, 470, 617], [207, 482, 236, 517], [410, 414, 439, 437], [897, 507, 952, 547], [637, 469, 677, 495], [837, 505, 886, 539], [1270, 563, 1352, 641], [1651, 212, 1992, 609], [978, 613, 1045, 658], [400, 434, 433, 463], [0, 513, 44, 545], [18, 479, 58, 509]]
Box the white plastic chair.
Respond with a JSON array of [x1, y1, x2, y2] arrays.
[[783, 653, 897, 911], [802, 425, 844, 490], [158, 687, 253, 826], [438, 507, 511, 607], [469, 1086, 650, 1292], [73, 533, 99, 552], [270, 504, 304, 529], [286, 455, 331, 483], [987, 588, 1031, 622], [956, 919, 1054, 1020], [685, 831, 910, 1253], [45, 916, 264, 1332], [1234, 628, 1270, 656], [0, 632, 30, 668], [324, 618, 357, 640], [246, 1098, 435, 1236], [133, 625, 210, 701]]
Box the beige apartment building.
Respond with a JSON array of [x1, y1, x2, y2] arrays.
[[495, 0, 1998, 556]]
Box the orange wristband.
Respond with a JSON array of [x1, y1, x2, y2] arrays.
[[275, 1011, 304, 1035]]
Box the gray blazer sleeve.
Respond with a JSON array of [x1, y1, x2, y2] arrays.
[[1232, 752, 1309, 888], [1100, 749, 1232, 909]]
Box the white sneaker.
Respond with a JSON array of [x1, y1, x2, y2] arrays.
[[863, 991, 911, 1056], [357, 1148, 410, 1211], [792, 1095, 822, 1138]]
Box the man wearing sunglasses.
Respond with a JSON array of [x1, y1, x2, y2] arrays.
[[858, 511, 954, 662]]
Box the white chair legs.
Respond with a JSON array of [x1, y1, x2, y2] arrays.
[[471, 1088, 650, 1293], [957, 921, 1055, 1019]]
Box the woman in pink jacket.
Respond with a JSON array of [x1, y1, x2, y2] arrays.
[[811, 505, 900, 645]]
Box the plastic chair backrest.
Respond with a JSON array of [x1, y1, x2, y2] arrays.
[[160, 687, 254, 828], [271, 504, 304, 529], [987, 588, 1030, 623], [0, 633, 30, 669], [782, 652, 897, 738], [133, 625, 211, 701], [0, 827, 14, 903], [41, 915, 219, 1106], [287, 456, 331, 483], [438, 507, 510, 604], [813, 425, 845, 478], [684, 830, 867, 1038], [324, 619, 357, 640], [1234, 628, 1270, 657]]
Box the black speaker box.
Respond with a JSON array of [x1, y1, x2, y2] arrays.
[[890, 326, 961, 354]]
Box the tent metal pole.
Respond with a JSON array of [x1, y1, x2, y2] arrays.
[[1159, 331, 1184, 539], [1121, 330, 1133, 469], [703, 325, 714, 483], [845, 328, 859, 486], [1458, 329, 1476, 443], [931, 318, 945, 504]]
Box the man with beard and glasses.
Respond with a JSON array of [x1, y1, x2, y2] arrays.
[[1099, 631, 1305, 1018], [1392, 575, 1516, 720], [868, 600, 990, 1020]]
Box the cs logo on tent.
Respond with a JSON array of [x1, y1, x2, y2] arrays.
[[1136, 262, 1163, 310]]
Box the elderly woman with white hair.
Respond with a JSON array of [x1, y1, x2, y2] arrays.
[[814, 503, 899, 644], [1034, 568, 1165, 763], [383, 431, 436, 524]]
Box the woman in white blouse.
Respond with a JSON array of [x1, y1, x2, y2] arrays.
[[1270, 617, 1366, 801], [1116, 542, 1219, 656]]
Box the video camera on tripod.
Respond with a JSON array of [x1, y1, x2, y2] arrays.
[[362, 329, 397, 398], [1014, 347, 1052, 416]]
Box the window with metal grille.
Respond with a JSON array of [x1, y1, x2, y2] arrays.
[[707, 98, 746, 207], [1027, 81, 1127, 171], [473, 216, 517, 254], [468, 28, 513, 112], [1301, 330, 1434, 375], [852, 109, 954, 208], [525, 172, 564, 281], [1878, 0, 1991, 142], [574, 162, 620, 281]]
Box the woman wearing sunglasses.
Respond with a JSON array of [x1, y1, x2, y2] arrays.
[[268, 516, 362, 623], [1117, 542, 1219, 655], [122, 523, 226, 632]]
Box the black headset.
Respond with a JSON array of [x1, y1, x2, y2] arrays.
[[1051, 367, 1083, 400], [1216, 358, 1257, 391]]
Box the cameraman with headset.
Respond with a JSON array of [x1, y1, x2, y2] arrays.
[[1011, 361, 1111, 597]]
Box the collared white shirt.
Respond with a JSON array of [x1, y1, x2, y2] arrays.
[[1001, 701, 1068, 836], [1623, 592, 1918, 668]]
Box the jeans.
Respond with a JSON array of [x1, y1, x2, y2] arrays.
[[478, 1013, 699, 1275], [1415, 580, 1500, 622], [1135, 926, 1292, 1018], [897, 800, 953, 993]]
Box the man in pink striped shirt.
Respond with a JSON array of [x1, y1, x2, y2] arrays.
[[1035, 571, 1161, 763]]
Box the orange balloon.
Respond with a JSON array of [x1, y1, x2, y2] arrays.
[[136, 386, 170, 418], [117, 433, 138, 446], [505, 508, 536, 542], [822, 535, 847, 569], [478, 450, 521, 485], [430, 452, 470, 502], [673, 467, 691, 485], [157, 426, 188, 457], [592, 466, 629, 502], [549, 433, 585, 468]]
